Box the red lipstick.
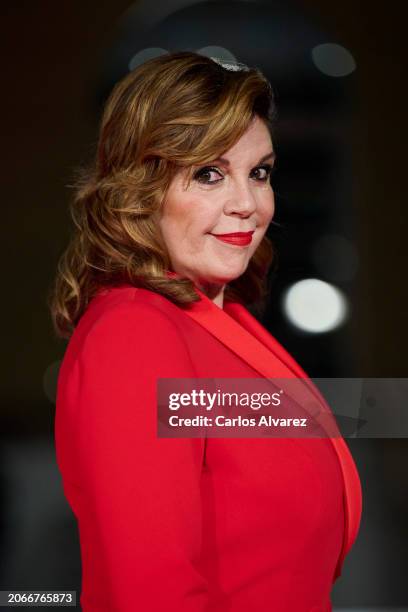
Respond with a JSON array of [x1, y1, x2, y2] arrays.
[[210, 231, 254, 246]]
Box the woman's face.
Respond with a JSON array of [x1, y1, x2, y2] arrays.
[[158, 115, 276, 289]]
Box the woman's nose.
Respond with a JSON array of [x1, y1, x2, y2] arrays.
[[223, 183, 257, 217]]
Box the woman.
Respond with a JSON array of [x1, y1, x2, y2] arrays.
[[50, 51, 362, 612]]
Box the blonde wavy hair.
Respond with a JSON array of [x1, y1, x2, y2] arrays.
[[49, 51, 277, 338]]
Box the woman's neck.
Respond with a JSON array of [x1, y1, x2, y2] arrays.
[[166, 269, 225, 308], [195, 280, 225, 309]]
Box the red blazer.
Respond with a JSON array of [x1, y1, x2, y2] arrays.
[[55, 283, 362, 612]]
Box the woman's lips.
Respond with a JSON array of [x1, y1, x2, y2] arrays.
[[210, 231, 254, 246]]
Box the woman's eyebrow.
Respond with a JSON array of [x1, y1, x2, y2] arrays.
[[212, 151, 276, 166], [257, 151, 276, 164]]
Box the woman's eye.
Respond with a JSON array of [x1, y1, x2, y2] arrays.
[[193, 166, 223, 184], [252, 164, 274, 181]]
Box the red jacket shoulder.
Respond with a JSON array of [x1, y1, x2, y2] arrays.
[[63, 286, 195, 370], [78, 286, 185, 337]]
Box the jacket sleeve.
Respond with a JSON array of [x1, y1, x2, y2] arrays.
[[63, 300, 209, 611]]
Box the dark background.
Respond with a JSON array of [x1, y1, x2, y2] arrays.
[[1, 0, 407, 608]]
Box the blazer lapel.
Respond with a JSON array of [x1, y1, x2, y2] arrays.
[[183, 287, 362, 580]]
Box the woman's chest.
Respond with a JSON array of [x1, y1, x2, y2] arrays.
[[186, 313, 345, 537]]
